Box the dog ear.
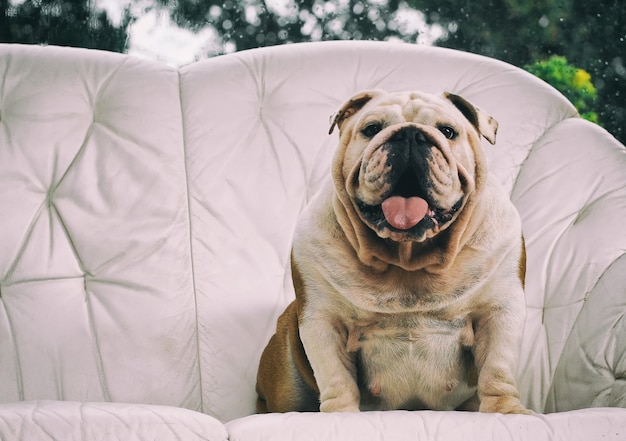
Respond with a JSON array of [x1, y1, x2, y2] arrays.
[[444, 92, 498, 145], [329, 90, 385, 135]]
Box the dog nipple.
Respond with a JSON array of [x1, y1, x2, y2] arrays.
[[381, 196, 429, 230], [369, 382, 382, 397]]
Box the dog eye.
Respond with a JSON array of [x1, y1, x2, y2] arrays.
[[361, 123, 383, 138], [439, 126, 457, 140]]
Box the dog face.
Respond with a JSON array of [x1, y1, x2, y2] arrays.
[[331, 90, 497, 243]]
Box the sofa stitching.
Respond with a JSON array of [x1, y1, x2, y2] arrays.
[[50, 115, 95, 198], [91, 57, 130, 113], [48, 186, 87, 275], [571, 254, 625, 365], [48, 195, 112, 400], [0, 47, 10, 122], [3, 199, 48, 285], [177, 68, 204, 413], [83, 273, 111, 401], [0, 290, 24, 400], [1, 276, 85, 287], [47, 53, 128, 195], [236, 51, 311, 261], [510, 117, 579, 204]]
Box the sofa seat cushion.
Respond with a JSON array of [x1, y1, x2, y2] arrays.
[[226, 409, 626, 441], [0, 401, 227, 441]]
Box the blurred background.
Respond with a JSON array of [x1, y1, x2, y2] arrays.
[[1, 0, 623, 144]]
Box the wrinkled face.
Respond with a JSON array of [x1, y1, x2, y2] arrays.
[[340, 91, 484, 242]]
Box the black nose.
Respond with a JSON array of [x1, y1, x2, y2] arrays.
[[389, 126, 428, 147]]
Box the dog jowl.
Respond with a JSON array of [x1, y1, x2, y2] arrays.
[[354, 123, 466, 241], [256, 90, 530, 415]]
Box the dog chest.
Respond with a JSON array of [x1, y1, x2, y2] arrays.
[[349, 314, 477, 411]]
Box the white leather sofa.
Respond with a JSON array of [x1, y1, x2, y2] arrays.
[[0, 41, 625, 440]]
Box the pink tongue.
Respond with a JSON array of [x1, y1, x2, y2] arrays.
[[381, 196, 429, 230]]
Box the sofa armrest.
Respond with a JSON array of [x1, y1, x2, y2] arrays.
[[546, 253, 626, 411]]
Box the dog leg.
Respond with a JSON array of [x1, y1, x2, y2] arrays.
[[256, 302, 320, 413], [299, 316, 361, 412], [473, 291, 532, 415]]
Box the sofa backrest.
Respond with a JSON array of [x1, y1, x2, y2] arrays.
[[0, 45, 203, 409], [0, 41, 624, 422]]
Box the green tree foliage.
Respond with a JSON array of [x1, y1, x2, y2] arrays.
[[525, 56, 598, 123], [411, 0, 569, 64], [564, 1, 625, 144], [0, 0, 131, 52], [408, 0, 625, 142]]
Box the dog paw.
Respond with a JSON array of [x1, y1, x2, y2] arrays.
[[319, 388, 360, 412], [320, 400, 360, 412], [479, 396, 533, 415]]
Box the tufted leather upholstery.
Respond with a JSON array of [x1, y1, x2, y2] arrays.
[[0, 41, 625, 440]]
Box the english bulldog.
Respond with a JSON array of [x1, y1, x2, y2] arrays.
[[256, 90, 530, 415]]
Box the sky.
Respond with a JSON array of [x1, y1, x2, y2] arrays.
[[96, 0, 442, 67], [97, 0, 220, 67]]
